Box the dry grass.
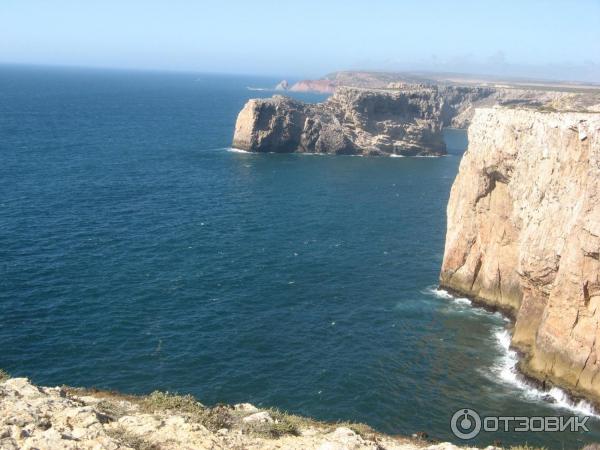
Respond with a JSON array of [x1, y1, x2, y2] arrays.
[[332, 420, 377, 438], [509, 446, 547, 450], [140, 391, 234, 432], [140, 391, 205, 415], [62, 385, 141, 404], [106, 425, 160, 450], [244, 408, 303, 438], [94, 399, 134, 421], [65, 388, 236, 432], [59, 385, 382, 441], [0, 369, 10, 382], [255, 408, 378, 439]]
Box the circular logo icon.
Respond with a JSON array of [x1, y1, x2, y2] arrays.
[[451, 408, 482, 440]]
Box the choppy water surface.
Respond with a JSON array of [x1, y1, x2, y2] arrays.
[[1, 66, 598, 448]]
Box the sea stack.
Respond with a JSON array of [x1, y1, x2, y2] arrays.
[[440, 106, 600, 403]]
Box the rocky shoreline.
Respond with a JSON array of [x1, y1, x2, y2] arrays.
[[0, 373, 508, 450], [439, 284, 599, 412]]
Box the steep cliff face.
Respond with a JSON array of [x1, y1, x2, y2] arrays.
[[440, 107, 600, 403], [232, 86, 493, 156]]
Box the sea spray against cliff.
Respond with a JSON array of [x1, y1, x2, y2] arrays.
[[491, 328, 599, 418], [425, 286, 599, 418]]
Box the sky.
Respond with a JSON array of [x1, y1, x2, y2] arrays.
[[1, 0, 599, 82]]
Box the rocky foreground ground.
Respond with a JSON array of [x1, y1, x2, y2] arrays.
[[0, 372, 545, 450]]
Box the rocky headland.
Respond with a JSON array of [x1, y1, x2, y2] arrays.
[[232, 85, 495, 156], [293, 70, 600, 94], [289, 79, 337, 93], [0, 373, 505, 450], [235, 73, 600, 157], [440, 106, 600, 405]]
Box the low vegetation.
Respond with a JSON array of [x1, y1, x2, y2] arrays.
[[62, 387, 299, 437], [140, 390, 205, 416], [0, 369, 10, 382], [509, 446, 547, 450], [106, 426, 160, 450], [258, 408, 381, 439], [23, 382, 562, 448]]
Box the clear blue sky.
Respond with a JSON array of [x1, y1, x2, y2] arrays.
[[1, 0, 599, 81]]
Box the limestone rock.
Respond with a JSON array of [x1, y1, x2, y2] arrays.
[[440, 106, 600, 403], [232, 86, 494, 156], [0, 376, 502, 450], [234, 402, 259, 413], [242, 411, 274, 424]]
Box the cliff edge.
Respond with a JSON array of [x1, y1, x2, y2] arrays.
[[0, 375, 496, 450], [440, 106, 600, 403]]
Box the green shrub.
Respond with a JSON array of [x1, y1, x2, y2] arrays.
[[141, 391, 233, 431], [141, 391, 205, 415]]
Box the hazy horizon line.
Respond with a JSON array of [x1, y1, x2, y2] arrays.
[[1, 60, 598, 86]]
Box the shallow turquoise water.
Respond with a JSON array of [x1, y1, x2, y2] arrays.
[[1, 66, 598, 448]]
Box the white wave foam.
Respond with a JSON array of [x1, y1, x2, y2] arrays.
[[453, 297, 472, 306], [227, 147, 251, 154], [389, 154, 449, 158], [423, 286, 498, 318], [423, 285, 598, 416], [298, 152, 326, 156], [424, 286, 454, 299], [491, 328, 599, 417], [246, 87, 270, 91]]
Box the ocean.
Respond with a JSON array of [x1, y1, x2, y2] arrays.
[[0, 65, 598, 448]]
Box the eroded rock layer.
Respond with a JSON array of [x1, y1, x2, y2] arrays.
[[232, 86, 494, 156], [440, 107, 600, 403]]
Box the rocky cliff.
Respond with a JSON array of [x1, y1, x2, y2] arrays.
[[440, 107, 600, 403], [232, 86, 494, 156], [0, 375, 496, 450]]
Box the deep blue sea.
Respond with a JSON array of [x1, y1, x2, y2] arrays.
[[1, 65, 598, 448]]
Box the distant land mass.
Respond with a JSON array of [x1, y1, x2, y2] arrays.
[[276, 70, 600, 94], [238, 71, 600, 157]]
